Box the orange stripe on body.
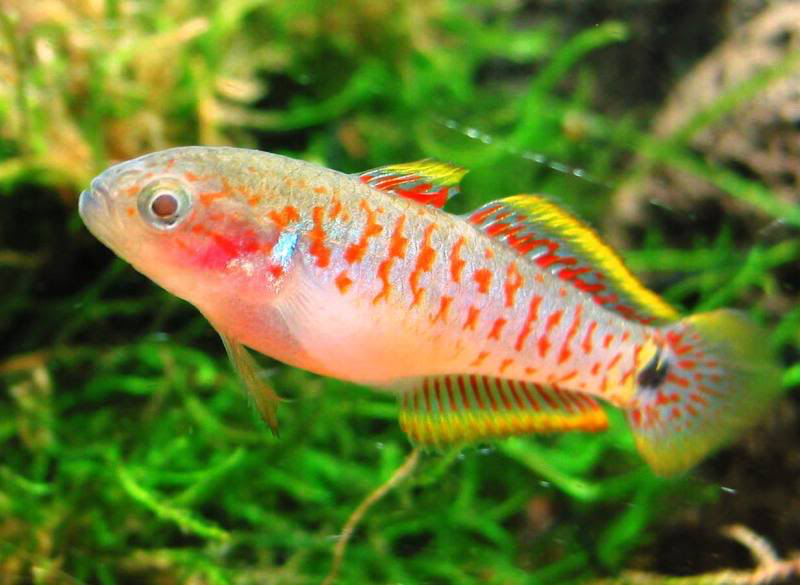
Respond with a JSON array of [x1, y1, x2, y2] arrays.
[[471, 351, 490, 366], [450, 237, 465, 284], [345, 200, 383, 264], [557, 305, 582, 365], [537, 337, 551, 358], [463, 306, 480, 331], [335, 271, 352, 293], [606, 352, 622, 371], [581, 321, 597, 354], [409, 224, 436, 307], [504, 262, 523, 307], [328, 196, 341, 218], [199, 177, 234, 206], [431, 296, 453, 323], [555, 370, 577, 384], [488, 318, 507, 341], [545, 310, 563, 334], [473, 268, 493, 294], [373, 215, 408, 304], [515, 295, 542, 351], [268, 205, 300, 228], [537, 310, 563, 359], [308, 206, 331, 267]]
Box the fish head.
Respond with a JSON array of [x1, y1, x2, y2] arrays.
[[79, 147, 291, 308]]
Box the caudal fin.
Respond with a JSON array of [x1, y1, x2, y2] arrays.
[[627, 310, 783, 476]]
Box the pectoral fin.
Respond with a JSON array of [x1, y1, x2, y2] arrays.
[[219, 331, 281, 435], [396, 374, 608, 447]]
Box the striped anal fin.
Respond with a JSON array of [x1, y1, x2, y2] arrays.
[[467, 195, 679, 325], [358, 159, 467, 208], [397, 374, 608, 447]]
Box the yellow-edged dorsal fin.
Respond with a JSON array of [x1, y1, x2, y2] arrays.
[[358, 159, 467, 208], [467, 195, 679, 325]]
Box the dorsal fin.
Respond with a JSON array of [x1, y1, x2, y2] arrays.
[[358, 159, 467, 208], [397, 374, 608, 447], [467, 195, 679, 325]]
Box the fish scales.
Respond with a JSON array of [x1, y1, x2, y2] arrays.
[[259, 158, 643, 397]]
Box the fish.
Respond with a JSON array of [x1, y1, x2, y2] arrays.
[[78, 146, 783, 475]]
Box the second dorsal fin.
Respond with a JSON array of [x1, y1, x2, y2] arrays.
[[467, 195, 679, 325], [358, 159, 467, 208]]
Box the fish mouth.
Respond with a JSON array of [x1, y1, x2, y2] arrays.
[[78, 178, 111, 223], [78, 177, 120, 251]]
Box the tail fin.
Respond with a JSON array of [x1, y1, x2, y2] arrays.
[[627, 310, 783, 476]]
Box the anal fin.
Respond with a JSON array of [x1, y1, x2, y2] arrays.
[[397, 374, 608, 447]]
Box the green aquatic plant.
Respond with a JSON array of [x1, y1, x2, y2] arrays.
[[1, 1, 797, 584]]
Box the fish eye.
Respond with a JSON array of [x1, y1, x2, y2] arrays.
[[137, 180, 193, 230], [151, 193, 179, 218]]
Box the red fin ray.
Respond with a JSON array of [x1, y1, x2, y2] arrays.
[[466, 195, 679, 325], [358, 159, 467, 208], [397, 374, 608, 447]]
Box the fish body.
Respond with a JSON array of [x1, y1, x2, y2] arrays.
[[79, 146, 782, 475]]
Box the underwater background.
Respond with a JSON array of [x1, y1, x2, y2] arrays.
[[1, 1, 800, 583]]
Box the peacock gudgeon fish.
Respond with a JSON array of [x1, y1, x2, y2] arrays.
[[78, 146, 782, 475]]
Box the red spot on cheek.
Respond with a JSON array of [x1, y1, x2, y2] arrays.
[[183, 220, 266, 270], [210, 233, 240, 258]]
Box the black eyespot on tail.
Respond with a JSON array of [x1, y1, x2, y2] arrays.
[[637, 347, 669, 389]]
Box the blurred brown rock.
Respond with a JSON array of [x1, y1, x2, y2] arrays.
[[610, 2, 800, 245]]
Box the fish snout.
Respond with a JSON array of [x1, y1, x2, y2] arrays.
[[78, 178, 111, 224]]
